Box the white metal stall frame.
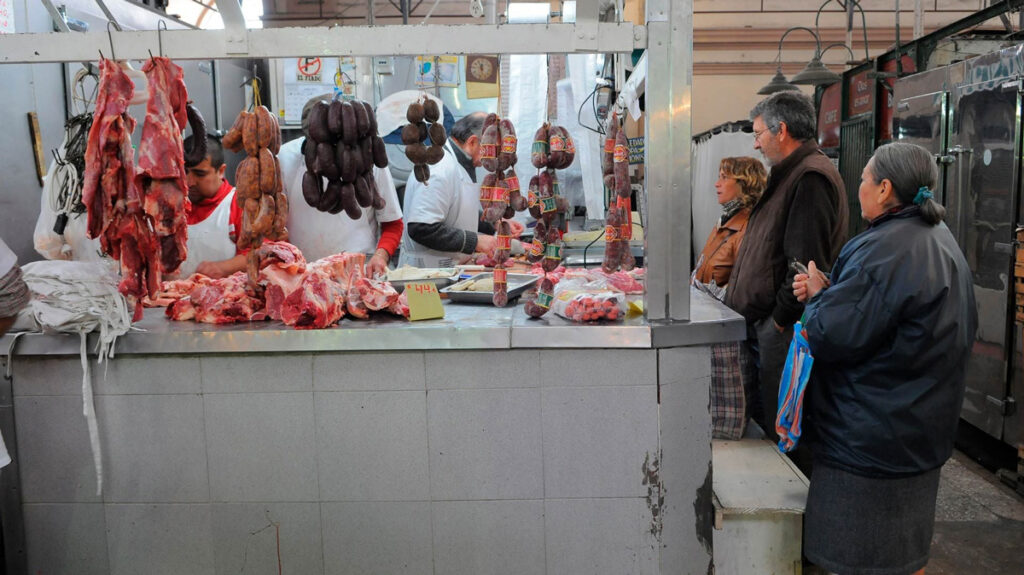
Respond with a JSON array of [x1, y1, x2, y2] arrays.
[[0, 0, 693, 322]]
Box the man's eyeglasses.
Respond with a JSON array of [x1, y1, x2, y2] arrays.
[[753, 126, 777, 140]]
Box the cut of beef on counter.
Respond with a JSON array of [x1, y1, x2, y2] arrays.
[[166, 271, 263, 324], [277, 268, 347, 329], [144, 274, 212, 307], [163, 241, 408, 327]]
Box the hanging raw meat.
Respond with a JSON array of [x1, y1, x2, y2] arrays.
[[136, 57, 191, 275], [82, 59, 162, 320]]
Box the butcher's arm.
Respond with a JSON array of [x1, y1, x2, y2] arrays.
[[368, 219, 404, 277], [376, 219, 404, 257], [196, 254, 247, 279], [407, 222, 480, 254]]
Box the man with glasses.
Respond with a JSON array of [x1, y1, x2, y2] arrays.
[[725, 91, 848, 451]]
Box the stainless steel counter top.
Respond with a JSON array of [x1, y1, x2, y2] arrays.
[[0, 288, 745, 356]]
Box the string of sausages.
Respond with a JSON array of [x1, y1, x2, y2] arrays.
[[222, 85, 287, 284], [301, 98, 389, 217], [520, 122, 575, 316], [402, 96, 445, 182], [601, 111, 635, 273]]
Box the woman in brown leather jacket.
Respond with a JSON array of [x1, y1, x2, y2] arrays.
[[695, 156, 766, 439], [695, 157, 767, 286]]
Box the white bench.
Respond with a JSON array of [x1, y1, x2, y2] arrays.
[[712, 438, 809, 575]]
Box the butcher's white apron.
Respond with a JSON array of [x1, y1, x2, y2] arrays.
[[399, 148, 480, 268], [179, 190, 237, 276]]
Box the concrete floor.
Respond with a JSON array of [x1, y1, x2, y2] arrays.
[[927, 452, 1024, 575]]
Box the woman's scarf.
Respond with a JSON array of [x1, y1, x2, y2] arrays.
[[719, 198, 744, 227]]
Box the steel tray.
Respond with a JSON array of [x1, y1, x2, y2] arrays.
[[387, 268, 460, 293], [441, 273, 540, 305]]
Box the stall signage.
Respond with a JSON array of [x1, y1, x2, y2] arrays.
[[627, 137, 644, 165], [847, 70, 874, 117], [297, 58, 323, 82], [405, 282, 444, 321], [878, 55, 917, 142], [818, 83, 841, 149]]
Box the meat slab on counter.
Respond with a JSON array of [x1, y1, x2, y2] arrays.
[[166, 272, 264, 324], [161, 242, 407, 328]]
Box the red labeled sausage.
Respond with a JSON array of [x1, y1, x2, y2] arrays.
[[531, 123, 549, 168], [492, 266, 508, 307]]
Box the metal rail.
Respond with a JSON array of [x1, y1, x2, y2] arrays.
[[0, 22, 645, 63]]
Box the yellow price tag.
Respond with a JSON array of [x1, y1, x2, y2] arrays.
[[627, 299, 644, 317], [405, 282, 445, 321]]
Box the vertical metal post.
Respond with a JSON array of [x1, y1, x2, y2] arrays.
[[576, 0, 599, 23], [644, 0, 692, 321], [914, 0, 925, 39], [401, 0, 409, 24], [0, 364, 26, 575], [219, 0, 249, 54]]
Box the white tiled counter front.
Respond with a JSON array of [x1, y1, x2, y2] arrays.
[[0, 294, 736, 574]]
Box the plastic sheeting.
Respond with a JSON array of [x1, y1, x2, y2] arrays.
[[562, 54, 606, 220], [508, 54, 548, 224], [691, 130, 761, 262]]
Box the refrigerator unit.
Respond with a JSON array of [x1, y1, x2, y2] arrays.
[[894, 44, 1024, 449]]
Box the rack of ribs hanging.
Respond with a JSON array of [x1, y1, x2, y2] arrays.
[[221, 76, 288, 285], [82, 56, 197, 321], [601, 111, 635, 273]]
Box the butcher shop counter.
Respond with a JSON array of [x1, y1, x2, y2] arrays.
[[0, 288, 740, 575], [0, 288, 743, 355]]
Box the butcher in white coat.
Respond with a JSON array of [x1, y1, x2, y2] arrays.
[[279, 95, 404, 277], [399, 112, 498, 268]]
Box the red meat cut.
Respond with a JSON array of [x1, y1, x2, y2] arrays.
[[166, 272, 263, 324], [136, 57, 191, 275], [82, 59, 163, 321]]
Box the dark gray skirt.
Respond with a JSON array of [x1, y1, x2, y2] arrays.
[[804, 463, 941, 575]]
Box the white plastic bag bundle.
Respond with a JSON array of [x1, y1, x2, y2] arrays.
[[33, 136, 103, 263], [17, 260, 130, 496]]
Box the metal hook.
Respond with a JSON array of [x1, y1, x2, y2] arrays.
[[157, 21, 167, 58], [106, 21, 117, 61]]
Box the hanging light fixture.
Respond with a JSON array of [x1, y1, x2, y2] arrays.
[[790, 55, 841, 85], [757, 26, 822, 95], [757, 65, 799, 95], [759, 2, 869, 94], [792, 42, 857, 86]]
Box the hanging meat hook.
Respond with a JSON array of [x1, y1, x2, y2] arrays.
[[106, 21, 117, 61], [157, 20, 167, 58]]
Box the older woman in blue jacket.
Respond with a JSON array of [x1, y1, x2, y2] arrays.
[[793, 142, 977, 575]]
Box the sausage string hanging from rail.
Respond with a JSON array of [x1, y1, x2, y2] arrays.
[[222, 74, 289, 284]]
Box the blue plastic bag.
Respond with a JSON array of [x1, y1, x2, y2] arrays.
[[775, 322, 814, 453]]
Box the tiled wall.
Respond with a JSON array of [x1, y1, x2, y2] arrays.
[[10, 346, 710, 574]]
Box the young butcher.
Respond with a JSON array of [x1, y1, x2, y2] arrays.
[[179, 135, 247, 278]]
